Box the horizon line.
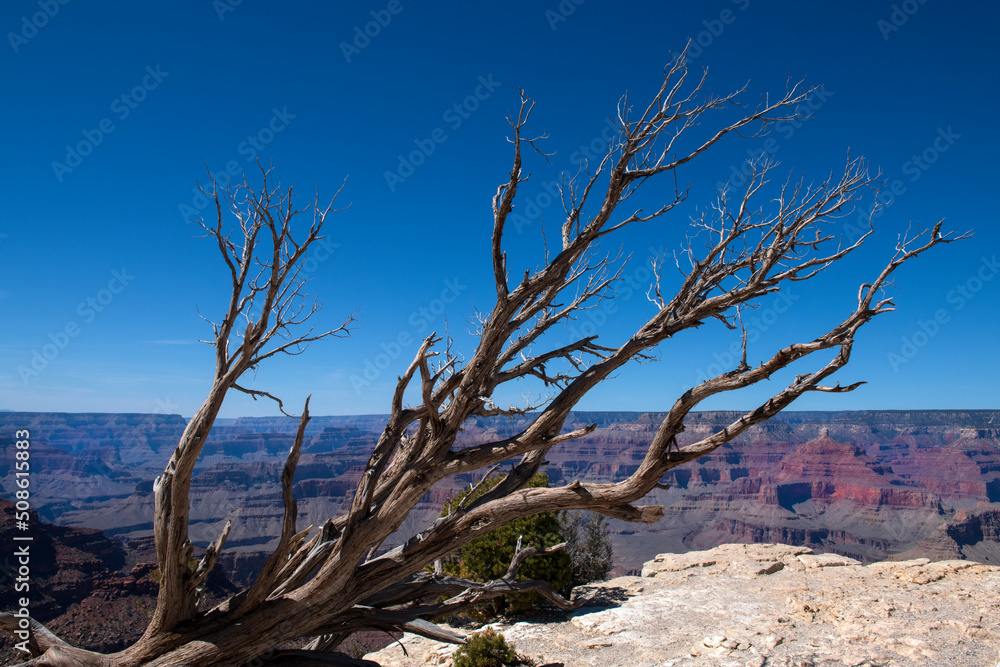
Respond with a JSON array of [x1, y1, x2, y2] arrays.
[[3, 407, 999, 419]]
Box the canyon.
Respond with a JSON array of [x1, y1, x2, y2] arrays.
[[3, 410, 998, 576], [1, 409, 998, 661]]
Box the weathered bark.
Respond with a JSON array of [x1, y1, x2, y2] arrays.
[[1, 48, 968, 666]]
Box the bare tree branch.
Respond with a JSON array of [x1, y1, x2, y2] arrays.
[[2, 56, 968, 667]]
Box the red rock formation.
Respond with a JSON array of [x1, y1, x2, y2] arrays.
[[2, 410, 999, 584]]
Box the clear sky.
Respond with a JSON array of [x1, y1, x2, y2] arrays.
[[1, 1, 997, 418]]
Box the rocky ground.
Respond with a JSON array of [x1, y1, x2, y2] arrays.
[[369, 543, 1000, 667]]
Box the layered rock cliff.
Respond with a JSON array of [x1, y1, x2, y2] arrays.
[[0, 499, 237, 665], [1, 411, 998, 577], [0, 499, 155, 663]]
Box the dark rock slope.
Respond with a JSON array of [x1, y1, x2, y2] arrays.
[[0, 498, 156, 662], [0, 498, 238, 664]]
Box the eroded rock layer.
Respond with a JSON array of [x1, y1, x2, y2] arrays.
[[1, 410, 998, 577]]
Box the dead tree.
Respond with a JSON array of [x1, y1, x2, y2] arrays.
[[1, 52, 967, 666]]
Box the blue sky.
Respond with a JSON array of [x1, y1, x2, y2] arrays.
[[1, 1, 997, 418]]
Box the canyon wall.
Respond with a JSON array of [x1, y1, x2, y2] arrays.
[[1, 410, 998, 579]]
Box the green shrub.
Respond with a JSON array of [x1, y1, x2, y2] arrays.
[[440, 473, 572, 616], [559, 510, 614, 587], [452, 628, 535, 667]]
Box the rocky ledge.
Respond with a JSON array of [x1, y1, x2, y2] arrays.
[[369, 543, 1000, 667]]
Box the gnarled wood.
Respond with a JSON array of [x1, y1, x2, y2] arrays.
[[1, 49, 967, 666]]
